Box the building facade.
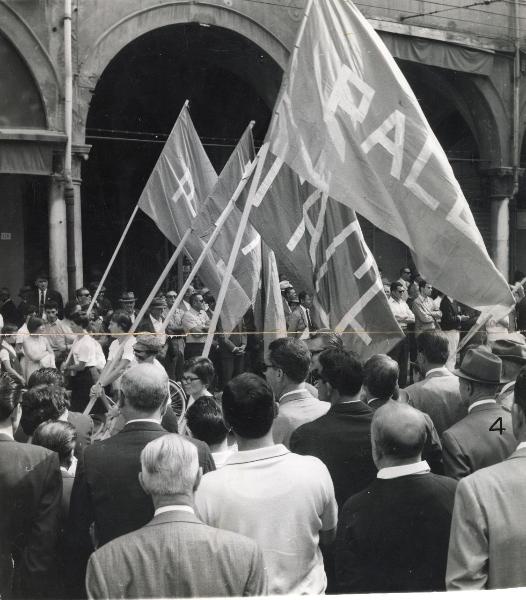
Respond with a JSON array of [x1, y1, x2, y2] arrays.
[[1, 0, 526, 301]]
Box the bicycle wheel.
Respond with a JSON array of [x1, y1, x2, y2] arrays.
[[169, 380, 187, 424]]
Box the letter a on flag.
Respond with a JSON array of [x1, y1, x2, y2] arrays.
[[268, 0, 514, 317]]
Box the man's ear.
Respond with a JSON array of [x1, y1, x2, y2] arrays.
[[193, 467, 203, 492]]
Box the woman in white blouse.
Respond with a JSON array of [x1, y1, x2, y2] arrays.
[[21, 316, 55, 383]]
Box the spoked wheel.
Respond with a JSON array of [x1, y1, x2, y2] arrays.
[[169, 380, 187, 425]]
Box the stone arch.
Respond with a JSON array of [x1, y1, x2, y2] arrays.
[[76, 0, 289, 142], [0, 1, 61, 130]]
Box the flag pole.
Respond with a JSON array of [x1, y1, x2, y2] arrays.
[[160, 155, 259, 330], [129, 228, 191, 334], [202, 143, 269, 357], [87, 99, 191, 315]]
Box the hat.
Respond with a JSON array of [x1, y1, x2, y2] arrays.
[[279, 280, 293, 291], [491, 338, 526, 364], [134, 334, 165, 351], [453, 347, 503, 385], [119, 291, 137, 303], [150, 297, 167, 309]]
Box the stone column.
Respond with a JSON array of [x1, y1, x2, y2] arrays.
[[71, 147, 90, 288], [48, 170, 68, 300], [486, 168, 514, 280]]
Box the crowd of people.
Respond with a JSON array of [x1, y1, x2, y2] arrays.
[[2, 268, 526, 597]]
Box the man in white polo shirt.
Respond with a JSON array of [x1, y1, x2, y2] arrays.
[[195, 373, 338, 595]]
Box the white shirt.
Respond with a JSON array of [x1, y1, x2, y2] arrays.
[[377, 460, 430, 479], [468, 399, 497, 413], [299, 306, 311, 340], [516, 441, 526, 452], [154, 505, 194, 517], [388, 296, 415, 328], [195, 444, 338, 595], [71, 333, 106, 369], [16, 323, 28, 347], [182, 308, 210, 343]]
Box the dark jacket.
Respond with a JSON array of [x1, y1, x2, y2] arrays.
[[290, 401, 376, 507], [27, 288, 64, 318], [440, 296, 463, 331], [66, 421, 214, 596], [0, 434, 62, 599], [335, 472, 457, 593]]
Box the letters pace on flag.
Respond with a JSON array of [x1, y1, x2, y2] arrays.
[[239, 146, 403, 358], [138, 104, 217, 246], [268, 0, 514, 317], [137, 104, 250, 332], [193, 124, 262, 326]]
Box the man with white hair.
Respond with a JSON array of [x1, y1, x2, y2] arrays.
[[67, 363, 215, 595], [86, 435, 266, 598]]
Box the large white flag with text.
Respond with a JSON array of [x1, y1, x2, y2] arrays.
[[268, 0, 514, 317]]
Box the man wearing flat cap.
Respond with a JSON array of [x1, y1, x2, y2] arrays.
[[492, 338, 526, 412], [118, 291, 138, 317], [442, 347, 516, 480]]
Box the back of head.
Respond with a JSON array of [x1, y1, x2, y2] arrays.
[[222, 373, 274, 439], [0, 373, 22, 422], [27, 316, 44, 334], [20, 384, 67, 435], [121, 363, 169, 414], [110, 310, 132, 333], [186, 396, 228, 446], [140, 434, 198, 497], [32, 420, 77, 465], [318, 348, 363, 396], [416, 331, 449, 365], [372, 401, 427, 464], [268, 337, 311, 383], [363, 354, 399, 400], [27, 367, 65, 389]]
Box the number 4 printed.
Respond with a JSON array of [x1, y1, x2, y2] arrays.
[[489, 417, 506, 435]]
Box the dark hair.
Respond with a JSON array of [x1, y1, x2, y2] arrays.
[[20, 384, 68, 435], [416, 331, 449, 365], [514, 366, 526, 415], [110, 310, 132, 333], [0, 323, 19, 337], [76, 287, 90, 298], [27, 316, 44, 334], [418, 279, 428, 291], [32, 420, 77, 465], [23, 304, 38, 319], [27, 367, 66, 390], [363, 354, 399, 400], [390, 281, 404, 293], [186, 396, 228, 446], [44, 300, 59, 311], [268, 338, 311, 383], [64, 301, 81, 319], [399, 267, 411, 276], [318, 349, 363, 396], [73, 312, 90, 329], [222, 373, 274, 438], [183, 357, 215, 387], [0, 373, 22, 421], [189, 293, 203, 308]]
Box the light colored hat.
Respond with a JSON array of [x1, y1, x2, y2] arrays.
[[279, 280, 293, 291], [134, 334, 165, 352]]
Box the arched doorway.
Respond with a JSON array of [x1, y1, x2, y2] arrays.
[[82, 23, 281, 300]]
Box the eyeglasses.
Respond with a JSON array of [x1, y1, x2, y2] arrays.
[[402, 270, 411, 274], [262, 363, 279, 372], [166, 294, 177, 299], [78, 293, 91, 297], [182, 375, 200, 383]]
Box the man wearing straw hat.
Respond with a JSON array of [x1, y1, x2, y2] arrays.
[[442, 347, 516, 480]]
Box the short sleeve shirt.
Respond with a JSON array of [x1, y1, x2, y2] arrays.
[[195, 445, 338, 595], [72, 334, 106, 369]]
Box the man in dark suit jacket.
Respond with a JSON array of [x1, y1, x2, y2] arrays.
[[290, 348, 376, 508], [67, 363, 215, 596], [86, 433, 266, 598], [335, 400, 457, 593], [27, 275, 64, 319], [0, 374, 62, 599], [442, 347, 516, 480]]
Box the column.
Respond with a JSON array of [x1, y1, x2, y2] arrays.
[[48, 168, 68, 300], [485, 167, 514, 280], [71, 153, 84, 288]]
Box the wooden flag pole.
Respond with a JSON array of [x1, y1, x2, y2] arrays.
[[160, 155, 259, 331], [87, 100, 191, 316], [87, 204, 139, 316], [202, 144, 269, 357], [129, 228, 191, 335]]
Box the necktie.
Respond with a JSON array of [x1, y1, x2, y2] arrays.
[[39, 291, 44, 314], [306, 308, 313, 329]]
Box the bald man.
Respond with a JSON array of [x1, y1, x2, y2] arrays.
[[335, 401, 457, 594]]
